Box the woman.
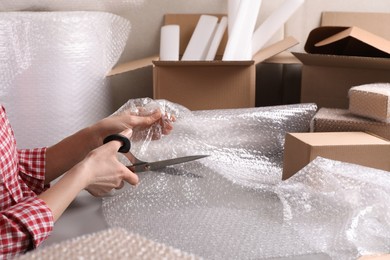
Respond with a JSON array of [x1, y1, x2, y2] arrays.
[[0, 104, 173, 258]]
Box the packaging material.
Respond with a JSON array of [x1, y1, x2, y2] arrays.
[[275, 157, 390, 259], [252, 0, 304, 55], [311, 107, 390, 141], [109, 14, 298, 111], [17, 228, 200, 259], [103, 100, 319, 259], [223, 0, 262, 61], [293, 12, 390, 109], [181, 15, 218, 61], [113, 98, 317, 188], [103, 99, 390, 259], [282, 131, 390, 180], [159, 25, 180, 61], [0, 0, 148, 12], [0, 12, 130, 148], [349, 83, 390, 122]]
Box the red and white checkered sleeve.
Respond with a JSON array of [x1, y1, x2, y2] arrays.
[[18, 147, 48, 194], [0, 197, 53, 258]]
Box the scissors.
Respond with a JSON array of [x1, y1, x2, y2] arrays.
[[103, 133, 208, 172]]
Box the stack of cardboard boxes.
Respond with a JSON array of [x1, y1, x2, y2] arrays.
[[283, 84, 390, 180], [283, 12, 390, 179]]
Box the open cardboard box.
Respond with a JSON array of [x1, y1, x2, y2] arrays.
[[293, 12, 390, 109], [282, 131, 390, 180], [109, 14, 298, 110]]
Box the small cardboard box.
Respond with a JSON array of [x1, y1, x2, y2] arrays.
[[282, 131, 390, 180], [109, 14, 298, 110], [310, 107, 390, 140], [293, 12, 390, 109]]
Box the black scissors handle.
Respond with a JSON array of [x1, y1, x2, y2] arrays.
[[103, 134, 131, 153]]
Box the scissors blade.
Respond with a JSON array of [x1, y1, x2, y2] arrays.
[[127, 155, 209, 173]]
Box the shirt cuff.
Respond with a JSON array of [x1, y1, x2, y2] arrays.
[[6, 197, 54, 248], [18, 147, 48, 194]]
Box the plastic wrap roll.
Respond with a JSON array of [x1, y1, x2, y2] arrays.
[[0, 12, 130, 148]]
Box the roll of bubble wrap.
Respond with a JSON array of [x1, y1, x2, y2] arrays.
[[0, 12, 130, 148], [0, 0, 146, 11], [16, 228, 200, 260]]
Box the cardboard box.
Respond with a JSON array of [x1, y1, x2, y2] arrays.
[[109, 14, 298, 110], [310, 107, 390, 140], [282, 132, 390, 180], [293, 12, 390, 109]]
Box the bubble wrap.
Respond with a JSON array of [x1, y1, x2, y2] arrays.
[[0, 0, 146, 11], [16, 228, 200, 260], [310, 108, 390, 141], [103, 100, 321, 259], [0, 12, 130, 148], [348, 83, 390, 123], [275, 157, 390, 259]]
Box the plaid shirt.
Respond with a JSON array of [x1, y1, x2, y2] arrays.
[[0, 105, 53, 258]]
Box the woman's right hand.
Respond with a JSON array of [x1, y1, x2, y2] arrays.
[[78, 128, 138, 197]]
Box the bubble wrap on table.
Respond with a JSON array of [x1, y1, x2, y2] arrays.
[[113, 98, 318, 188], [0, 12, 130, 148], [103, 100, 321, 259], [275, 157, 390, 259], [17, 228, 200, 260]]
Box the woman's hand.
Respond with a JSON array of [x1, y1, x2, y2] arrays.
[[92, 109, 175, 149], [79, 129, 139, 197], [45, 106, 175, 185], [39, 129, 138, 221]]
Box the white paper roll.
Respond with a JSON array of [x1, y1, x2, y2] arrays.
[[181, 15, 218, 61], [252, 0, 304, 55], [223, 0, 262, 61], [159, 25, 180, 61], [205, 16, 228, 61], [228, 0, 241, 36]]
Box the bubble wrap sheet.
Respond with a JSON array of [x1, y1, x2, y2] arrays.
[[17, 228, 200, 260], [275, 157, 390, 259], [0, 12, 130, 148], [348, 83, 390, 123], [0, 0, 146, 11], [103, 100, 322, 259]]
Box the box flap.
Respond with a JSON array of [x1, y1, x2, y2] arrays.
[[305, 26, 390, 58], [321, 12, 390, 40], [293, 52, 390, 70], [291, 132, 390, 146], [153, 60, 254, 67], [107, 55, 158, 77], [253, 36, 299, 64], [263, 51, 300, 64]]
